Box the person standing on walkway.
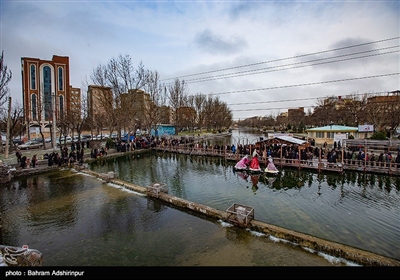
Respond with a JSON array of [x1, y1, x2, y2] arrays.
[[31, 154, 38, 168], [16, 149, 22, 165], [20, 156, 27, 169]]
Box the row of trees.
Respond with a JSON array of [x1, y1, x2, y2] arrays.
[[1, 51, 398, 152], [0, 53, 233, 152], [87, 54, 232, 138], [239, 91, 400, 138]]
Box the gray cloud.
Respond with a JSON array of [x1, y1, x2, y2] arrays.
[[2, 1, 398, 121], [194, 29, 248, 55]]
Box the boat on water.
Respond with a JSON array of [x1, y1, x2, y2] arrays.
[[234, 154, 279, 174], [248, 150, 262, 173], [234, 155, 250, 170], [248, 167, 262, 173], [234, 153, 263, 173], [265, 156, 279, 174]]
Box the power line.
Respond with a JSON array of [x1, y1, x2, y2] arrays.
[[162, 37, 400, 81], [231, 106, 316, 112], [183, 47, 399, 84], [229, 97, 318, 106], [229, 90, 400, 119], [228, 90, 396, 106], [208, 73, 399, 96]]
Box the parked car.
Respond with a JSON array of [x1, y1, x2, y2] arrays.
[[18, 140, 43, 150], [31, 138, 44, 143], [81, 134, 92, 141], [13, 138, 24, 145], [95, 135, 107, 140], [1, 134, 6, 146], [56, 136, 73, 146], [111, 133, 118, 139], [72, 135, 89, 143]]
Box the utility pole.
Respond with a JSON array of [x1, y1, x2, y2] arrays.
[[52, 92, 57, 151], [5, 96, 11, 159]]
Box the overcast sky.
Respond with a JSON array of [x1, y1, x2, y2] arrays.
[[1, 0, 399, 121]]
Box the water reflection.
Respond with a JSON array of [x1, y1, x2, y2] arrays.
[[88, 151, 400, 261], [0, 170, 336, 266]]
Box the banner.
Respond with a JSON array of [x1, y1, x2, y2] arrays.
[[358, 125, 374, 132]]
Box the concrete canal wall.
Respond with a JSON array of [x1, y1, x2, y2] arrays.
[[79, 168, 400, 267]]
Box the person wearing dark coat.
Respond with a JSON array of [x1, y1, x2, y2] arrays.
[[396, 153, 400, 168], [20, 156, 27, 168], [48, 152, 54, 166], [16, 149, 22, 164]]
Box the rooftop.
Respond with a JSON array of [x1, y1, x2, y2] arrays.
[[306, 125, 358, 132]]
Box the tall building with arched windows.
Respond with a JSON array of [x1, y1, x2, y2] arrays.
[[21, 55, 79, 138]]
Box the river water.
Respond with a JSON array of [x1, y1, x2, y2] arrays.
[[0, 129, 399, 267], [1, 169, 338, 267]]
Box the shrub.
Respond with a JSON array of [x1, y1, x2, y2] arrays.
[[370, 131, 388, 140]]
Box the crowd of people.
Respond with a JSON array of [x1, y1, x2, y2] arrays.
[[15, 139, 88, 168], [13, 133, 400, 171], [15, 148, 38, 169]]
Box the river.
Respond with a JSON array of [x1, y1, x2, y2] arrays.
[[0, 128, 399, 269]]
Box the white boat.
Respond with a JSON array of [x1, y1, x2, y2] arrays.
[[265, 156, 279, 174]]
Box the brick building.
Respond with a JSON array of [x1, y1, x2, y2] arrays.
[[21, 55, 77, 137]]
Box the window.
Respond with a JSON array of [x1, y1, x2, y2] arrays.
[[31, 94, 37, 120], [30, 64, 36, 89], [327, 132, 335, 139], [58, 67, 63, 91], [316, 132, 324, 138], [43, 66, 52, 120], [59, 95, 64, 118]]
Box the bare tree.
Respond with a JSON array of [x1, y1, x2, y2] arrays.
[[310, 96, 338, 126], [0, 51, 12, 110], [215, 101, 232, 130], [90, 63, 117, 137], [66, 92, 88, 144], [186, 95, 198, 132], [0, 101, 24, 150], [0, 51, 12, 153], [203, 95, 219, 132], [384, 90, 400, 137], [8, 101, 24, 141], [258, 113, 276, 130], [191, 93, 207, 132], [366, 91, 400, 136], [56, 114, 70, 147], [90, 55, 150, 137], [0, 100, 24, 151], [143, 70, 167, 134], [167, 78, 188, 131], [337, 93, 367, 126]]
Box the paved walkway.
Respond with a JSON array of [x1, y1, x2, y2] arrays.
[[0, 145, 119, 168]]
